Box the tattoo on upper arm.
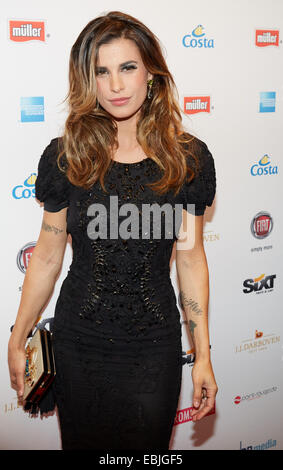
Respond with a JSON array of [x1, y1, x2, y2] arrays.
[[179, 290, 203, 315], [42, 220, 64, 235]]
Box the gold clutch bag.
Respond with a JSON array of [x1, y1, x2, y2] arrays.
[[23, 328, 56, 404]]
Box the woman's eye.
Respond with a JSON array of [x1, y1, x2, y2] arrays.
[[122, 65, 137, 71], [96, 65, 137, 76]]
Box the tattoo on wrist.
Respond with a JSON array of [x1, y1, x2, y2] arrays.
[[179, 290, 203, 315], [42, 220, 64, 235]]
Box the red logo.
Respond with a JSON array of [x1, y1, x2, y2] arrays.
[[174, 403, 215, 425], [255, 30, 279, 47], [234, 396, 241, 405], [184, 96, 210, 114], [9, 20, 45, 42], [16, 242, 36, 273], [251, 211, 273, 239]]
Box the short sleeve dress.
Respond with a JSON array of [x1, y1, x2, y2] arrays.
[[35, 138, 70, 212], [33, 136, 216, 450], [181, 139, 216, 216]]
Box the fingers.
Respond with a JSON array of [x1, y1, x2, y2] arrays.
[[191, 394, 208, 420], [192, 396, 214, 422], [8, 349, 26, 396], [192, 383, 203, 408], [191, 388, 216, 422], [17, 378, 24, 399], [10, 373, 24, 399]]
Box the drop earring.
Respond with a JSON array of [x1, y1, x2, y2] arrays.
[[94, 98, 100, 110], [147, 79, 154, 99]]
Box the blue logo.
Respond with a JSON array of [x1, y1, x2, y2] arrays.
[[183, 25, 214, 48], [20, 96, 44, 122], [12, 173, 36, 200], [259, 92, 276, 113], [240, 438, 276, 450], [250, 154, 278, 176]]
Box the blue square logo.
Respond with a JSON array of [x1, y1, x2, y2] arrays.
[[20, 96, 44, 122], [259, 92, 276, 113]]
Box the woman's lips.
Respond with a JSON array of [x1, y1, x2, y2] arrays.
[[109, 97, 130, 106]]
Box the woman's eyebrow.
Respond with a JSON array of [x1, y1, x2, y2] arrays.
[[96, 60, 138, 70]]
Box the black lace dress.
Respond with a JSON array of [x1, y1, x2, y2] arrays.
[[34, 136, 216, 450]]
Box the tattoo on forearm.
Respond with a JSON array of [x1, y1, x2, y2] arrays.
[[179, 290, 203, 315], [42, 220, 64, 235], [189, 319, 197, 337]]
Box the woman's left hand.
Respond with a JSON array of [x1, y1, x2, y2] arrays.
[[190, 359, 218, 422]]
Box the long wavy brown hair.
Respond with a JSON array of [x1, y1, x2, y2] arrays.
[[57, 10, 200, 196]]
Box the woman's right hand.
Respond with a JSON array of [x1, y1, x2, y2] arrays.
[[8, 340, 26, 400]]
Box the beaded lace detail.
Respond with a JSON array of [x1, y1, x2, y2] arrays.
[[35, 136, 216, 343]]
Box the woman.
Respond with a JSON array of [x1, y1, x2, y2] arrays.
[[8, 11, 218, 450]]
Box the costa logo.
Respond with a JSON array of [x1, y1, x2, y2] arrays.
[[12, 173, 36, 200], [182, 25, 215, 48], [250, 154, 278, 176], [255, 30, 279, 47], [250, 211, 273, 239], [16, 242, 36, 273], [184, 96, 210, 114], [9, 20, 45, 42]]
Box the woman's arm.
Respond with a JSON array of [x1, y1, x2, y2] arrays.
[[176, 209, 218, 421], [8, 208, 69, 398]]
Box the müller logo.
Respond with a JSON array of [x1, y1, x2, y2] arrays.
[[255, 30, 279, 47], [9, 20, 45, 42], [184, 96, 211, 115]]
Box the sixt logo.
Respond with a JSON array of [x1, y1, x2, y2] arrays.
[[182, 348, 195, 366], [242, 273, 276, 294], [255, 30, 279, 47], [181, 345, 212, 366], [9, 20, 45, 42], [182, 25, 215, 48]]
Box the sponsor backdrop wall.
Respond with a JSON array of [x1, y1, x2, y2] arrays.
[[1, 0, 282, 451]]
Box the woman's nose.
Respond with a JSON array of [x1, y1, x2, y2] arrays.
[[110, 73, 124, 92]]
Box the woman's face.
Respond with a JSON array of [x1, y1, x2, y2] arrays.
[[95, 38, 153, 120]]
